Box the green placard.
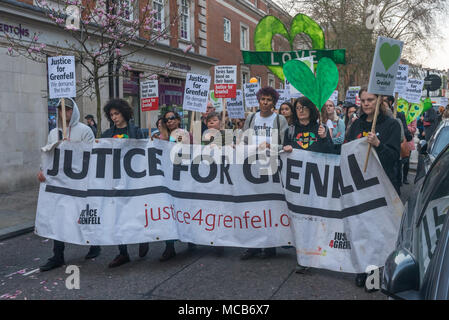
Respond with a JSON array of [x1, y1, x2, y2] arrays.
[[242, 49, 346, 66]]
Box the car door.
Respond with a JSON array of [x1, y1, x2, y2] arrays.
[[414, 146, 449, 298]]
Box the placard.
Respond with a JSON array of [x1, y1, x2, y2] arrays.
[[243, 83, 260, 108], [140, 80, 159, 112], [226, 90, 245, 119], [182, 73, 211, 113], [48, 56, 76, 99], [393, 64, 409, 95], [404, 79, 424, 104], [275, 89, 292, 109], [345, 86, 361, 105], [214, 65, 237, 98]]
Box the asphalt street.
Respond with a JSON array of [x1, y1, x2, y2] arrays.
[[0, 174, 416, 300]]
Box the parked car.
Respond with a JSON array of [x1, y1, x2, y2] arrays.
[[415, 119, 449, 182], [382, 143, 449, 299]]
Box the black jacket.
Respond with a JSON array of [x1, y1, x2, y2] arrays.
[[346, 113, 401, 185], [101, 123, 144, 139], [283, 121, 336, 154]]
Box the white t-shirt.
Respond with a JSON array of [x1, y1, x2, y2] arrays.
[[253, 112, 277, 145]]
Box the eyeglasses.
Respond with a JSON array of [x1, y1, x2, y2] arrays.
[[295, 105, 305, 111], [164, 116, 177, 123]]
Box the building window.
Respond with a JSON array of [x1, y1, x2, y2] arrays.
[[118, 0, 133, 20], [224, 18, 231, 43], [269, 78, 274, 88], [153, 0, 165, 30], [180, 0, 190, 40], [242, 71, 249, 85], [240, 24, 249, 50], [256, 76, 262, 86]]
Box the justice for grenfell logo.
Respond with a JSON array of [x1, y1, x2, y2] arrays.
[[78, 204, 101, 225]]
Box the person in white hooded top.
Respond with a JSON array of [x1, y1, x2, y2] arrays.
[[38, 98, 101, 272]]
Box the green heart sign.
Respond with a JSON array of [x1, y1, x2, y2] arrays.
[[254, 14, 325, 82], [422, 97, 433, 112], [407, 102, 423, 125], [396, 98, 409, 115], [283, 57, 339, 111], [380, 43, 401, 72]]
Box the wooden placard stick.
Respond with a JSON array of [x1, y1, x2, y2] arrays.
[[146, 111, 151, 137], [221, 98, 227, 130], [61, 98, 67, 139], [189, 111, 195, 134], [393, 92, 399, 119], [363, 95, 382, 172]]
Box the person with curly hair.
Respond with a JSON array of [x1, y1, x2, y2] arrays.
[[101, 98, 149, 268]]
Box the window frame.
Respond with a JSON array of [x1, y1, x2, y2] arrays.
[[180, 0, 190, 41], [153, 0, 165, 31], [223, 18, 231, 43], [240, 23, 249, 50]]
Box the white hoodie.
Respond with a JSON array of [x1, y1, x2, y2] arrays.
[[46, 98, 95, 145]]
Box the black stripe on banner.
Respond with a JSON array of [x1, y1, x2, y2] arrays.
[[286, 197, 388, 219], [45, 185, 286, 203], [45, 185, 388, 219]]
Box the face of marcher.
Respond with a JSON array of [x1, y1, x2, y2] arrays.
[[296, 103, 310, 122], [58, 107, 73, 124], [258, 95, 274, 115], [360, 92, 378, 117], [165, 112, 180, 131], [109, 108, 126, 128], [325, 101, 335, 117], [207, 116, 221, 130], [347, 107, 356, 119], [280, 104, 292, 118], [235, 119, 244, 129]]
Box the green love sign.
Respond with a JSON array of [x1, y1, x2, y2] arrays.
[[422, 97, 433, 112], [254, 14, 325, 82], [407, 102, 423, 125], [283, 57, 339, 111], [396, 98, 409, 115], [380, 43, 401, 72]]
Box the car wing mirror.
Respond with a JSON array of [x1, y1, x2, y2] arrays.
[[382, 248, 420, 299], [418, 140, 428, 154]]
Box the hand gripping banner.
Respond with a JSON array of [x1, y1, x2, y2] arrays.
[[36, 138, 403, 273]]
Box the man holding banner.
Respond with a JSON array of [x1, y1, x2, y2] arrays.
[[38, 98, 100, 272]]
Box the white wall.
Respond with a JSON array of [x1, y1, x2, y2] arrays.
[[0, 46, 48, 192]]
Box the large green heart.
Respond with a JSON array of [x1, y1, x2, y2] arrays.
[[379, 43, 401, 72], [396, 98, 409, 115], [422, 97, 433, 112], [407, 102, 423, 125], [254, 14, 325, 82], [283, 57, 339, 111]]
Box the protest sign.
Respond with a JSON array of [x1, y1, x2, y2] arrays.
[[226, 90, 245, 119], [368, 37, 403, 96], [140, 80, 159, 112], [285, 79, 302, 99], [345, 86, 361, 105], [330, 90, 338, 106], [404, 79, 424, 103], [36, 138, 402, 273], [48, 56, 76, 99], [182, 73, 211, 113], [393, 64, 409, 95], [275, 89, 291, 109], [214, 65, 237, 98], [209, 90, 223, 112], [243, 83, 260, 108]]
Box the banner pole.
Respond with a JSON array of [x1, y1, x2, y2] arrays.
[[363, 96, 382, 172], [61, 98, 67, 139], [189, 111, 194, 134], [146, 111, 151, 137], [222, 98, 227, 130], [393, 92, 399, 119]]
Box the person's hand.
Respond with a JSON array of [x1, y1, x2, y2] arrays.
[[335, 132, 341, 138], [37, 171, 46, 183], [318, 125, 326, 138], [367, 132, 380, 147], [283, 145, 293, 153]]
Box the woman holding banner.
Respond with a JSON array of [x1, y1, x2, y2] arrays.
[[344, 88, 401, 288]]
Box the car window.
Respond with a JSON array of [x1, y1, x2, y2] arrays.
[[430, 127, 449, 158], [416, 147, 449, 283]]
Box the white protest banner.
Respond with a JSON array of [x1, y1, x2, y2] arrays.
[[275, 89, 291, 109], [345, 86, 361, 105], [182, 73, 211, 112], [214, 65, 237, 98], [36, 139, 402, 273], [226, 90, 245, 119], [393, 64, 409, 95], [48, 56, 76, 99], [368, 36, 404, 96], [243, 83, 260, 108], [209, 90, 223, 112], [140, 80, 159, 112], [440, 97, 448, 107], [404, 79, 424, 103]]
